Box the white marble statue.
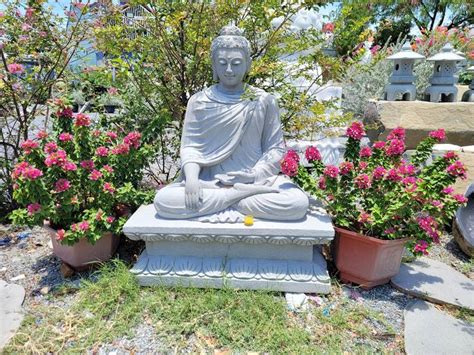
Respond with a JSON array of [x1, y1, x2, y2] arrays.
[[154, 25, 308, 222]]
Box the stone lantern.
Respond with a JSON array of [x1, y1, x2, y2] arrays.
[[424, 43, 465, 102], [461, 66, 474, 102], [384, 42, 425, 101]]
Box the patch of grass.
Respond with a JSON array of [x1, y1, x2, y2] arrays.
[[5, 260, 403, 353], [459, 258, 473, 275]]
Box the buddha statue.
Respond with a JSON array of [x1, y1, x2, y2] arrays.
[[154, 25, 309, 222]]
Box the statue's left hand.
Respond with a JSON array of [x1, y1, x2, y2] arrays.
[[217, 170, 255, 185]]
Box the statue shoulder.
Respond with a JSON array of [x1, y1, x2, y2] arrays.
[[245, 86, 277, 105]]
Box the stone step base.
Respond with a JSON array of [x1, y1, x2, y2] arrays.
[[131, 248, 331, 293]]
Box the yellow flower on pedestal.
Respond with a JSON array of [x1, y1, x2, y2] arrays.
[[244, 215, 254, 226]]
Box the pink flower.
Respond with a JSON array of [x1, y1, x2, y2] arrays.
[[398, 163, 416, 176], [431, 200, 443, 208], [89, 169, 103, 181], [359, 146, 372, 158], [11, 162, 30, 180], [80, 160, 95, 170], [21, 139, 39, 154], [106, 131, 118, 140], [59, 132, 73, 141], [384, 227, 396, 236], [57, 108, 74, 118], [111, 143, 130, 155], [339, 161, 354, 175], [453, 194, 468, 204], [23, 167, 43, 180], [429, 129, 446, 142], [322, 22, 335, 33], [385, 139, 405, 156], [7, 63, 25, 74], [318, 176, 326, 190], [45, 150, 67, 167], [106, 216, 115, 223], [21, 23, 32, 31], [72, 2, 87, 9], [370, 45, 381, 55], [442, 186, 454, 194], [358, 211, 372, 224], [372, 166, 386, 180], [78, 221, 89, 231], [54, 179, 71, 193], [107, 87, 118, 95], [62, 161, 77, 171], [358, 161, 368, 170], [446, 161, 467, 179], [102, 165, 114, 173], [414, 240, 429, 255], [387, 127, 406, 141], [27, 203, 41, 215], [56, 229, 65, 241], [74, 113, 91, 127], [96, 146, 109, 157], [25, 7, 34, 18], [443, 151, 458, 160], [36, 130, 48, 140], [305, 146, 321, 162], [417, 215, 439, 243], [386, 168, 402, 182], [346, 122, 365, 140], [355, 174, 371, 189], [285, 149, 300, 163], [323, 165, 339, 179], [373, 141, 385, 150], [280, 156, 299, 177], [402, 176, 417, 185], [103, 182, 115, 194], [44, 142, 58, 154]]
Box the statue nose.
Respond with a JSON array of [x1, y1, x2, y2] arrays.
[[226, 63, 233, 74]]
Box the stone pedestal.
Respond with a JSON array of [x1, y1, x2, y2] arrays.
[[124, 203, 334, 293]]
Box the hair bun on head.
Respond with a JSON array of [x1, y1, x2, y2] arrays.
[[219, 24, 244, 37]]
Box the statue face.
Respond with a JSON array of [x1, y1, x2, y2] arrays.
[[213, 48, 247, 90]]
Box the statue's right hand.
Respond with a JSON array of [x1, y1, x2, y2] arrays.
[[185, 179, 202, 210]]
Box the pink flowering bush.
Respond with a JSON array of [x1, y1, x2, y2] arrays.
[[281, 122, 468, 256], [9, 99, 154, 245]]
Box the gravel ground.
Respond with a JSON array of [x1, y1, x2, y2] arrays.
[[1, 222, 471, 353]]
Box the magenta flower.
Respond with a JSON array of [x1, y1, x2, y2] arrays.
[[305, 146, 321, 162], [106, 216, 115, 223], [442, 186, 454, 194], [89, 169, 103, 181], [62, 161, 77, 171], [414, 240, 429, 255], [323, 165, 339, 179], [318, 176, 326, 190], [124, 131, 141, 149], [387, 127, 406, 141], [280, 156, 299, 177], [23, 167, 43, 180], [56, 229, 65, 241], [44, 142, 58, 154], [54, 178, 71, 193], [57, 108, 74, 118], [359, 146, 372, 158], [21, 139, 39, 154], [372, 166, 386, 180], [453, 194, 468, 204], [27, 203, 41, 215], [78, 221, 89, 231], [373, 141, 385, 150], [7, 63, 25, 74], [45, 150, 67, 167], [339, 161, 354, 175], [103, 182, 115, 194], [385, 139, 405, 156], [285, 149, 300, 163], [358, 161, 368, 170], [36, 130, 48, 140], [106, 131, 118, 140], [358, 211, 372, 224], [429, 129, 446, 142], [111, 143, 130, 155], [80, 160, 95, 170], [417, 215, 439, 243], [74, 113, 91, 127], [11, 162, 30, 180], [431, 200, 443, 208], [398, 163, 416, 176], [102, 165, 114, 173], [443, 151, 458, 160], [446, 161, 467, 179], [346, 122, 365, 140], [386, 168, 402, 182], [95, 146, 109, 157], [354, 174, 371, 189], [59, 132, 73, 141]]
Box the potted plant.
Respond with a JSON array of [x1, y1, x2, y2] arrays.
[[71, 89, 85, 113], [281, 122, 468, 288], [9, 99, 154, 270], [99, 87, 122, 114]]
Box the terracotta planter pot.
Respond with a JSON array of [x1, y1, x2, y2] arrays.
[[334, 227, 408, 289], [44, 223, 120, 271]]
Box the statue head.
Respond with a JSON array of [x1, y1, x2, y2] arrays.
[[211, 25, 252, 89]]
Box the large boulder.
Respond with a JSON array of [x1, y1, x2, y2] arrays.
[[363, 100, 474, 149]]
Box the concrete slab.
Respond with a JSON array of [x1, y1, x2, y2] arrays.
[[0, 280, 25, 349], [404, 300, 474, 355], [391, 257, 474, 310]]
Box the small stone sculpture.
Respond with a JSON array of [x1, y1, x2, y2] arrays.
[[384, 42, 425, 101], [154, 25, 309, 222], [424, 43, 464, 103], [461, 66, 474, 102]]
